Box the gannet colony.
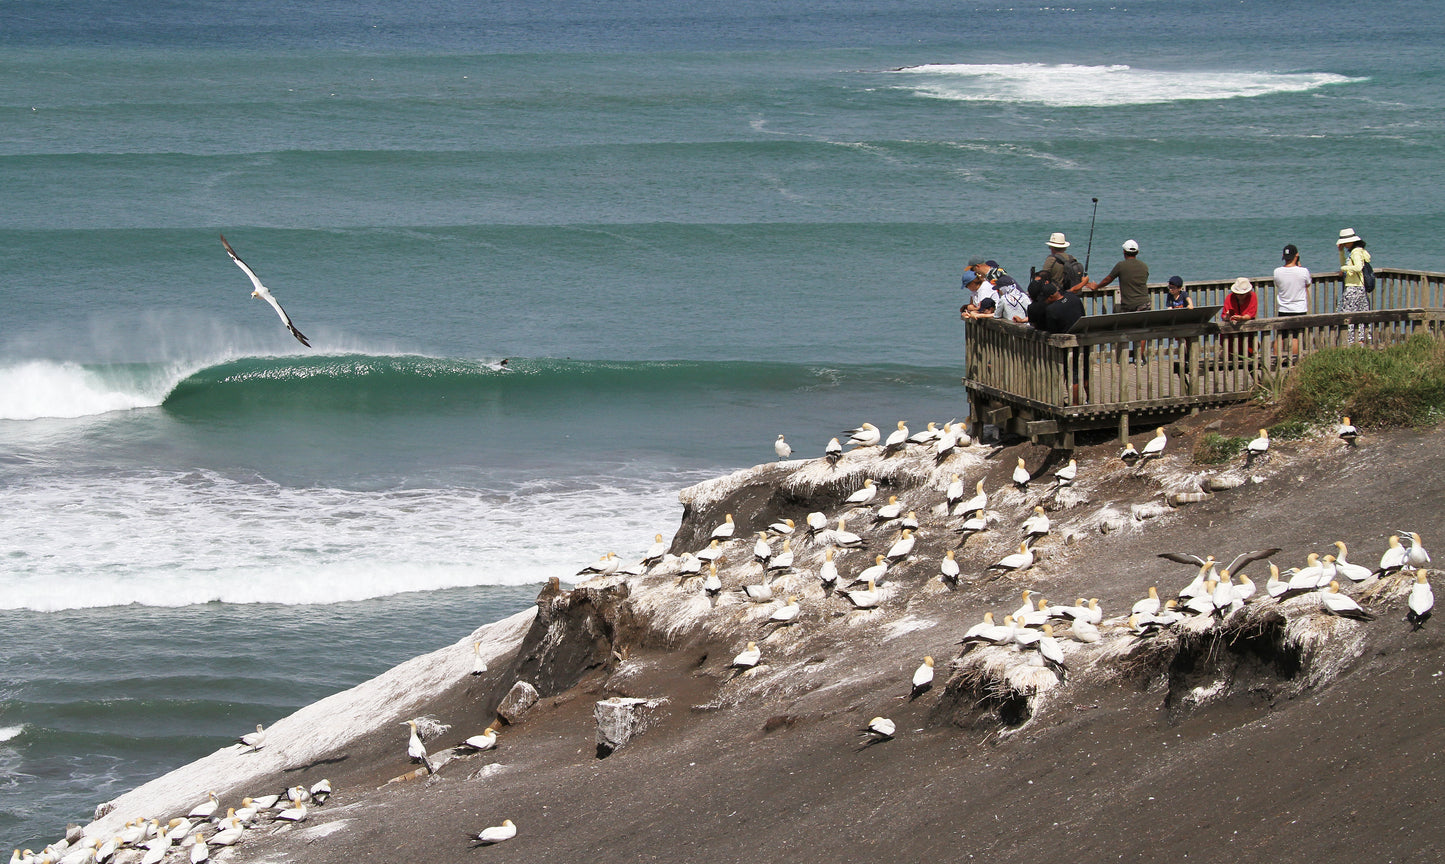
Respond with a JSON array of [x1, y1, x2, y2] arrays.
[[19, 412, 1441, 864]]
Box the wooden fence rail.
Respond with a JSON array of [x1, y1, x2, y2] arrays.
[[963, 268, 1445, 447]]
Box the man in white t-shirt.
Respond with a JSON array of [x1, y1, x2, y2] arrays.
[[1273, 243, 1311, 361], [960, 268, 999, 320]]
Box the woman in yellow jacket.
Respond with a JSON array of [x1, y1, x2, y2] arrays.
[[1336, 227, 1371, 344]]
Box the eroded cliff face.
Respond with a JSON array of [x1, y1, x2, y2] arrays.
[[73, 413, 1445, 864]]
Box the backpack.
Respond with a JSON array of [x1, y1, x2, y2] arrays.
[[1047, 253, 1086, 292], [1362, 260, 1375, 294]]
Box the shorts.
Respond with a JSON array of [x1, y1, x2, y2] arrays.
[[1116, 301, 1150, 314], [1278, 311, 1306, 333]]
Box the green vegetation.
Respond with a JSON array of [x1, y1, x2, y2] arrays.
[[1193, 432, 1248, 465], [1277, 334, 1445, 428]]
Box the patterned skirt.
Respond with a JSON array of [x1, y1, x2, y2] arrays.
[[1341, 286, 1371, 343]]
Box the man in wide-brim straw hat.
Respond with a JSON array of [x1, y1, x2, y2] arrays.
[[1336, 227, 1372, 342], [1220, 276, 1258, 359], [1035, 232, 1084, 300]]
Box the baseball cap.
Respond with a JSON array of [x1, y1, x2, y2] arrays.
[[967, 256, 987, 267], [1282, 243, 1298, 261], [1122, 239, 1139, 253], [1167, 275, 1183, 287]]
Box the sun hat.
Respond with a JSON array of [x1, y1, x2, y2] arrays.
[[1282, 243, 1298, 261], [1230, 277, 1253, 295], [1122, 239, 1139, 253], [1046, 232, 1070, 249], [1336, 228, 1362, 246], [1167, 275, 1183, 288]]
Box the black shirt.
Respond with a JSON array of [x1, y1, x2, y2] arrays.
[[1038, 292, 1085, 334]]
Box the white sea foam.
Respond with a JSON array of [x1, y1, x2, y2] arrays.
[[886, 63, 1364, 107], [0, 361, 168, 420], [0, 725, 24, 743], [0, 469, 681, 611]]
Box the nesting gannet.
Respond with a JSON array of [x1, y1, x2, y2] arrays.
[[209, 824, 243, 848], [471, 641, 488, 676], [1246, 428, 1269, 463], [309, 778, 332, 803], [883, 421, 910, 455], [874, 495, 903, 522], [909, 422, 940, 444], [739, 578, 774, 602], [753, 532, 773, 565], [846, 479, 878, 506], [841, 578, 881, 609], [774, 434, 792, 460], [1021, 506, 1050, 538], [909, 657, 934, 701], [1069, 618, 1101, 643], [702, 564, 723, 596], [697, 540, 723, 563], [1120, 441, 1139, 462], [711, 513, 736, 540], [1407, 569, 1434, 629], [1320, 581, 1374, 621], [945, 474, 965, 508], [140, 831, 171, 864], [767, 596, 801, 626], [1232, 573, 1256, 604], [845, 422, 881, 448], [953, 512, 988, 546], [275, 800, 307, 822], [459, 724, 499, 751], [768, 517, 796, 536], [953, 480, 987, 518], [818, 548, 839, 588], [1286, 553, 1327, 591], [731, 641, 762, 670], [933, 423, 959, 463], [1403, 532, 1431, 567], [1132, 586, 1161, 617], [852, 554, 889, 587], [1053, 458, 1078, 487], [939, 549, 960, 586], [1012, 457, 1031, 489], [219, 235, 311, 347], [1338, 416, 1358, 446], [805, 511, 828, 539], [1331, 542, 1373, 582], [188, 837, 208, 864], [959, 611, 1005, 645], [1139, 427, 1168, 462], [1011, 590, 1036, 621], [1037, 624, 1068, 679], [987, 542, 1034, 573], [1211, 572, 1237, 616], [237, 724, 266, 752], [250, 794, 281, 810], [642, 534, 666, 567], [404, 720, 433, 773], [286, 784, 310, 803], [884, 529, 915, 562], [187, 792, 218, 820], [768, 538, 794, 572], [95, 836, 121, 863], [1265, 563, 1288, 599], [473, 820, 517, 845], [825, 437, 844, 466], [119, 820, 148, 846], [1018, 599, 1053, 628], [900, 510, 920, 530], [576, 552, 619, 576], [860, 716, 895, 742], [1374, 535, 1408, 577], [829, 517, 864, 549]]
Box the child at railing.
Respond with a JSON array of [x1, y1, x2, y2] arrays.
[[1165, 276, 1192, 309]]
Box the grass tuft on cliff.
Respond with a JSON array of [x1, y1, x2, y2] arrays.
[[1277, 333, 1445, 427]]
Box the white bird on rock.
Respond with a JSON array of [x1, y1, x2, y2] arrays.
[[883, 421, 910, 454], [219, 234, 311, 347], [1319, 581, 1374, 621], [642, 533, 666, 567], [939, 549, 960, 585], [767, 596, 801, 626], [1021, 506, 1050, 538], [711, 513, 736, 540], [908, 422, 940, 444], [845, 423, 881, 448], [825, 437, 844, 465], [805, 511, 828, 538], [768, 537, 794, 572], [953, 480, 987, 517], [404, 719, 433, 773], [1053, 458, 1078, 487], [1120, 440, 1139, 462], [909, 657, 934, 700], [753, 532, 773, 565], [988, 542, 1034, 573], [471, 641, 488, 675], [237, 724, 266, 752], [1375, 535, 1408, 577], [885, 529, 915, 562], [1331, 541, 1372, 582], [188, 837, 208, 864], [819, 548, 839, 588], [1246, 428, 1269, 463], [1132, 586, 1161, 617], [946, 474, 965, 508], [1012, 457, 1030, 489], [846, 479, 878, 506], [774, 434, 792, 460], [1338, 416, 1358, 446], [702, 563, 722, 595], [187, 792, 218, 820], [829, 517, 864, 549], [1139, 427, 1168, 462], [768, 517, 795, 536], [841, 578, 882, 609], [696, 539, 723, 563], [874, 495, 903, 522], [459, 725, 499, 752], [1408, 569, 1433, 630], [275, 800, 307, 822], [1403, 532, 1431, 568], [860, 716, 895, 742], [473, 820, 516, 845], [731, 641, 761, 670]]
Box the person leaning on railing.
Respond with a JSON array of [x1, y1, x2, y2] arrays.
[[1220, 277, 1258, 360]]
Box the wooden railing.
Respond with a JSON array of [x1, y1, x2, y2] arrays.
[[1073, 267, 1445, 318], [963, 268, 1445, 433]]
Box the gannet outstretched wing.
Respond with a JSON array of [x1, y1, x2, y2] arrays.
[[219, 234, 311, 347]]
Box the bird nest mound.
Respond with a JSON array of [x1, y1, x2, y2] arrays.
[[929, 647, 1061, 733]]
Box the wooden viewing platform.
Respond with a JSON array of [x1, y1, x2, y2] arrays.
[[963, 267, 1445, 448]]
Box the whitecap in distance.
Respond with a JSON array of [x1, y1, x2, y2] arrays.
[[887, 63, 1364, 107]]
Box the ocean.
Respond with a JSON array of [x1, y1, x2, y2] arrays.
[[3, 0, 1443, 848]]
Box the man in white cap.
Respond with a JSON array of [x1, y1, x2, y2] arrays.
[[1085, 239, 1151, 361], [1034, 232, 1085, 299]]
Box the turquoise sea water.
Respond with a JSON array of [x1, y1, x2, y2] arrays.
[[3, 0, 1444, 848]]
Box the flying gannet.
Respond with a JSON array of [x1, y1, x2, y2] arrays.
[[219, 235, 311, 347]]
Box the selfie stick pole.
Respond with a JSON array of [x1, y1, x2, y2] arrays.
[[1084, 197, 1099, 274]]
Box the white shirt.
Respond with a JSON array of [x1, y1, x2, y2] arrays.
[[1273, 264, 1311, 314], [968, 280, 998, 309]]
